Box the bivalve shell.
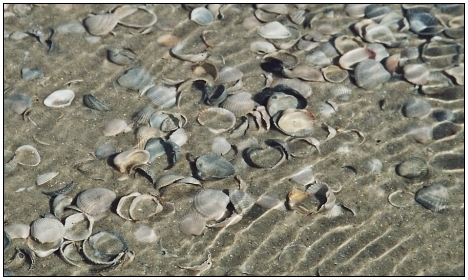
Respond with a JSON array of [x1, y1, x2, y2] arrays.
[[403, 64, 430, 85], [4, 93, 32, 114], [129, 194, 163, 221], [63, 213, 94, 241], [146, 86, 177, 108], [212, 136, 232, 156], [4, 223, 30, 239], [197, 107, 236, 134], [179, 210, 206, 236], [402, 99, 432, 118], [354, 59, 391, 90], [216, 66, 244, 85], [44, 89, 75, 108], [30, 217, 65, 243], [220, 91, 255, 117], [83, 94, 110, 111], [82, 231, 127, 265], [36, 171, 59, 186], [273, 108, 315, 137], [76, 187, 117, 217], [190, 7, 214, 25], [396, 157, 429, 180], [415, 184, 449, 212], [257, 21, 291, 39], [193, 189, 230, 220], [229, 189, 255, 216], [15, 145, 41, 166], [196, 153, 235, 180], [103, 118, 133, 136], [84, 12, 119, 36], [322, 65, 348, 83], [113, 149, 150, 174], [117, 67, 152, 91]]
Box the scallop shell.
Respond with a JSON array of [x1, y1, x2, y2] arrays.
[[403, 64, 430, 85], [94, 143, 116, 159], [338, 47, 375, 70], [196, 153, 235, 180], [216, 66, 244, 85], [44, 89, 75, 108], [220, 91, 255, 117], [322, 65, 348, 83], [63, 213, 94, 241], [354, 59, 391, 90], [129, 194, 163, 221], [21, 67, 44, 81], [179, 210, 206, 236], [132, 107, 156, 125], [117, 67, 152, 91], [107, 48, 138, 65], [84, 12, 119, 36], [135, 126, 163, 149], [273, 108, 315, 137], [76, 187, 117, 217], [15, 145, 40, 166], [229, 189, 255, 216], [364, 5, 392, 22], [193, 189, 230, 220], [197, 107, 236, 134], [191, 7, 214, 25], [83, 94, 110, 111], [329, 84, 352, 101], [365, 158, 383, 174], [415, 184, 449, 212], [212, 136, 231, 156], [257, 21, 291, 39], [113, 149, 150, 173], [133, 225, 158, 243], [103, 118, 133, 136], [396, 157, 429, 180], [36, 171, 59, 186], [4, 223, 30, 239], [146, 86, 177, 108], [30, 217, 65, 243], [402, 99, 432, 118], [4, 93, 32, 114]]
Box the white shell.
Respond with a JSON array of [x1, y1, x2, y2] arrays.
[[146, 86, 177, 108], [290, 166, 315, 185], [129, 194, 163, 221], [193, 189, 229, 221], [30, 217, 65, 243], [250, 41, 277, 54], [197, 107, 236, 134], [113, 149, 150, 173], [43, 89, 75, 108], [190, 7, 214, 25], [212, 136, 231, 156], [76, 187, 116, 217], [257, 21, 291, 39], [63, 213, 94, 241], [220, 91, 255, 117], [103, 118, 133, 136], [179, 210, 206, 236], [15, 145, 41, 166], [36, 171, 59, 186], [4, 223, 30, 239], [168, 128, 188, 147]]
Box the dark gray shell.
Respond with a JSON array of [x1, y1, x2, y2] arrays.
[[83, 94, 110, 111], [406, 9, 439, 35], [196, 153, 235, 180], [415, 184, 449, 212], [396, 157, 429, 179], [117, 67, 152, 91], [107, 48, 138, 65]]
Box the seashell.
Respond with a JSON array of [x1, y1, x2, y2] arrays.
[[94, 143, 116, 159], [322, 65, 348, 83], [305, 51, 331, 67], [4, 231, 11, 252], [196, 153, 235, 180], [405, 122, 433, 144], [268, 25, 301, 50], [179, 210, 206, 236], [14, 145, 40, 166], [396, 157, 429, 180], [290, 166, 315, 185], [171, 42, 208, 63], [296, 38, 320, 51], [4, 93, 32, 114], [242, 15, 262, 31], [445, 65, 464, 85], [254, 9, 280, 22], [402, 99, 432, 118], [229, 189, 255, 216], [42, 181, 75, 197], [256, 4, 289, 15], [145, 137, 167, 163], [363, 23, 396, 46], [272, 108, 315, 137], [129, 194, 163, 221], [287, 189, 316, 214], [30, 217, 65, 243], [366, 43, 389, 62], [59, 241, 83, 267], [282, 65, 324, 82], [400, 46, 419, 62], [168, 128, 188, 147], [354, 59, 391, 90], [149, 111, 185, 132], [421, 39, 462, 71], [27, 235, 63, 258], [166, 140, 180, 170], [216, 66, 243, 85], [403, 64, 430, 85], [43, 89, 75, 108], [344, 4, 369, 17], [52, 194, 73, 217], [266, 92, 302, 117], [212, 136, 231, 156], [318, 102, 336, 117], [289, 9, 307, 25], [133, 225, 158, 243], [12, 4, 31, 16], [271, 78, 312, 98], [244, 146, 286, 169], [113, 149, 150, 174], [135, 126, 163, 149], [406, 9, 439, 35], [133, 107, 156, 125], [84, 12, 119, 36], [21, 68, 44, 81], [431, 109, 455, 123], [4, 223, 30, 239], [55, 22, 86, 35], [338, 47, 375, 70], [154, 174, 185, 190], [255, 194, 287, 211], [383, 53, 400, 74], [257, 21, 291, 39], [333, 35, 365, 55], [82, 231, 127, 265], [36, 171, 59, 186], [306, 181, 336, 212], [191, 7, 214, 25], [103, 118, 133, 136], [107, 48, 138, 65], [415, 184, 449, 212], [76, 187, 117, 217], [220, 91, 255, 117], [116, 192, 141, 220], [328, 84, 352, 101], [432, 122, 460, 141], [146, 86, 177, 108], [117, 67, 152, 92], [197, 107, 236, 134], [364, 5, 392, 22], [83, 94, 110, 111], [63, 213, 94, 241], [365, 158, 383, 174], [250, 41, 277, 54], [205, 85, 227, 106], [193, 189, 230, 220]]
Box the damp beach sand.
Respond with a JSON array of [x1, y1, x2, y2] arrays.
[[3, 4, 464, 276]]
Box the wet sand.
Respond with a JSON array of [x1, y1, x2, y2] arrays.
[[3, 4, 464, 276]]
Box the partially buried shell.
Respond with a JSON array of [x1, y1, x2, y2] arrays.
[[76, 187, 117, 217], [145, 137, 167, 163], [21, 67, 44, 81], [146, 86, 177, 108], [133, 225, 158, 243], [354, 59, 390, 90], [273, 108, 315, 137], [113, 149, 150, 174], [322, 65, 348, 83], [107, 48, 138, 65], [216, 66, 243, 85], [329, 84, 352, 101], [406, 9, 439, 35], [196, 153, 235, 180], [193, 189, 230, 220], [30, 217, 65, 243], [44, 89, 75, 108], [135, 126, 163, 149], [190, 7, 214, 25], [103, 118, 133, 136], [415, 183, 449, 212], [15, 145, 41, 166], [229, 189, 255, 216], [4, 223, 30, 239], [84, 12, 119, 36], [403, 64, 429, 85], [212, 136, 231, 156], [396, 157, 428, 179], [83, 94, 110, 111], [197, 107, 236, 134], [220, 91, 255, 117], [117, 67, 152, 92], [133, 106, 157, 125], [82, 231, 127, 265], [94, 143, 116, 159], [402, 99, 431, 118], [36, 171, 59, 186], [179, 210, 206, 236]]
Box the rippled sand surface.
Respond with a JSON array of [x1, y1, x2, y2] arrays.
[[3, 4, 464, 276]]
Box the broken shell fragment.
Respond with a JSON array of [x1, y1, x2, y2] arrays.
[[154, 174, 185, 190], [196, 153, 235, 180], [116, 192, 141, 220], [43, 89, 75, 108], [113, 149, 150, 174], [171, 42, 208, 63], [76, 187, 117, 218], [21, 67, 44, 81], [103, 118, 133, 136], [4, 93, 32, 114], [36, 171, 59, 186], [415, 183, 449, 212], [135, 126, 163, 149]]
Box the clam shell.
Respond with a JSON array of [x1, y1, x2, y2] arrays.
[[244, 146, 286, 169], [266, 92, 299, 116], [196, 153, 235, 180], [117, 67, 152, 91], [94, 143, 116, 159], [4, 223, 30, 239], [415, 184, 449, 212], [52, 194, 73, 218], [63, 213, 94, 241], [367, 43, 390, 62], [273, 108, 315, 137], [290, 166, 315, 185], [59, 241, 83, 267], [220, 91, 255, 117], [107, 48, 138, 65], [133, 225, 158, 243], [135, 126, 163, 149], [322, 65, 348, 83], [334, 35, 365, 55], [116, 192, 140, 220], [421, 40, 462, 71], [168, 128, 188, 147], [30, 217, 65, 243], [364, 5, 392, 22], [83, 231, 127, 265], [329, 84, 352, 101], [283, 65, 324, 82], [289, 9, 307, 25], [255, 194, 287, 211], [171, 42, 208, 63], [190, 7, 214, 25], [145, 137, 167, 163], [84, 13, 119, 36], [146, 86, 177, 108], [250, 41, 277, 54], [4, 93, 32, 114], [179, 210, 206, 236], [113, 149, 150, 173], [83, 94, 110, 111], [27, 236, 63, 258], [193, 189, 230, 220], [444, 65, 464, 85], [256, 4, 289, 14], [15, 145, 40, 166], [229, 189, 255, 216], [354, 59, 390, 90], [129, 194, 163, 221], [36, 171, 59, 186], [216, 66, 244, 85], [197, 107, 236, 134], [103, 118, 132, 136], [44, 89, 75, 108], [257, 21, 291, 39], [363, 23, 396, 46], [212, 136, 232, 156], [271, 78, 312, 98], [403, 64, 430, 85], [406, 9, 439, 35], [21, 67, 44, 81], [365, 158, 383, 174], [396, 157, 428, 180], [338, 47, 375, 70], [154, 174, 185, 189], [149, 111, 184, 132], [76, 187, 116, 217], [383, 53, 400, 74], [133, 106, 157, 125], [402, 99, 432, 118]]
